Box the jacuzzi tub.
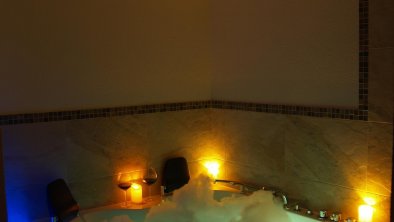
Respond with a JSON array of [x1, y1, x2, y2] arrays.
[[71, 190, 318, 222]]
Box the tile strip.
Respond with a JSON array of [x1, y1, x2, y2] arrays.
[[0, 99, 366, 126], [358, 0, 369, 117]]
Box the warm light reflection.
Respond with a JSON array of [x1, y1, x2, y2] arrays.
[[359, 204, 374, 222], [203, 161, 220, 179], [363, 197, 377, 206], [117, 170, 143, 181]]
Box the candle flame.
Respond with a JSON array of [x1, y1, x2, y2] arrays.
[[204, 161, 220, 179], [132, 183, 142, 190]]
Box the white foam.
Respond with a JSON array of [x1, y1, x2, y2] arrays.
[[145, 175, 291, 222]]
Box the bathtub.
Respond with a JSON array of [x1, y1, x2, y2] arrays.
[[71, 190, 318, 222]]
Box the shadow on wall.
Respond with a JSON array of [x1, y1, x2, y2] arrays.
[[392, 118, 394, 222], [0, 129, 8, 221]]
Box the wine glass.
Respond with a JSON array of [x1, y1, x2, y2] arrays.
[[117, 173, 132, 207], [142, 167, 158, 202]]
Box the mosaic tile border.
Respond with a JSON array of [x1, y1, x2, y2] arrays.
[[358, 0, 369, 114], [0, 99, 367, 125], [0, 102, 212, 125], [211, 101, 367, 120], [0, 1, 368, 125]]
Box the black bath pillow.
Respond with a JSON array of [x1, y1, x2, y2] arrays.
[[162, 157, 190, 194], [46, 178, 79, 222]]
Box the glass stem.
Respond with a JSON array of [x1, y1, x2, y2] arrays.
[[124, 190, 127, 206]]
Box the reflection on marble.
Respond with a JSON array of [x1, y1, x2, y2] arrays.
[[370, 0, 394, 48], [211, 109, 287, 173], [1, 109, 392, 221], [284, 177, 361, 217], [223, 161, 285, 190], [367, 122, 393, 196], [369, 48, 394, 123], [147, 109, 217, 164], [6, 185, 50, 221], [368, 193, 391, 222], [2, 122, 69, 221], [69, 175, 121, 209], [284, 116, 369, 190], [66, 116, 151, 179], [282, 176, 390, 222], [2, 123, 68, 188]]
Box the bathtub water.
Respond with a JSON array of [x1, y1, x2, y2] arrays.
[[71, 176, 318, 222], [71, 190, 317, 222], [77, 209, 148, 222]]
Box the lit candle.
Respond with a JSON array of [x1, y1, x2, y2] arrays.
[[358, 204, 374, 222], [131, 183, 143, 204], [204, 161, 220, 179]]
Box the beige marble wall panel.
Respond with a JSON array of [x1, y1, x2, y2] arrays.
[[96, 116, 151, 174], [66, 141, 114, 183], [372, 194, 391, 222], [66, 116, 151, 183], [282, 177, 390, 222], [69, 175, 122, 209], [147, 110, 220, 164], [223, 161, 286, 190], [3, 123, 68, 188], [64, 110, 217, 208], [210, 109, 287, 176], [370, 0, 394, 48], [2, 122, 69, 220], [368, 48, 394, 123], [284, 178, 359, 217], [285, 116, 369, 190], [367, 122, 393, 196], [2, 108, 392, 221]]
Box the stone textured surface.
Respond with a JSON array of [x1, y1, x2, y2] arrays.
[[285, 116, 369, 190], [366, 0, 394, 220], [69, 175, 122, 209], [211, 110, 287, 178], [1, 109, 392, 221], [367, 122, 393, 196]]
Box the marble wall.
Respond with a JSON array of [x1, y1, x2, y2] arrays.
[[2, 110, 216, 221], [211, 109, 392, 221], [2, 108, 392, 221]]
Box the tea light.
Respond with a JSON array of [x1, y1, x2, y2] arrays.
[[131, 183, 143, 204], [358, 204, 374, 222]]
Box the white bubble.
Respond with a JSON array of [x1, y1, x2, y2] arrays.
[[145, 175, 291, 222]]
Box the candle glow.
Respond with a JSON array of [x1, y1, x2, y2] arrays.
[[358, 204, 374, 222], [203, 161, 220, 179], [131, 183, 143, 204]]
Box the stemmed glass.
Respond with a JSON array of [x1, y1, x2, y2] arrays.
[[117, 173, 132, 207], [142, 167, 158, 202]]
